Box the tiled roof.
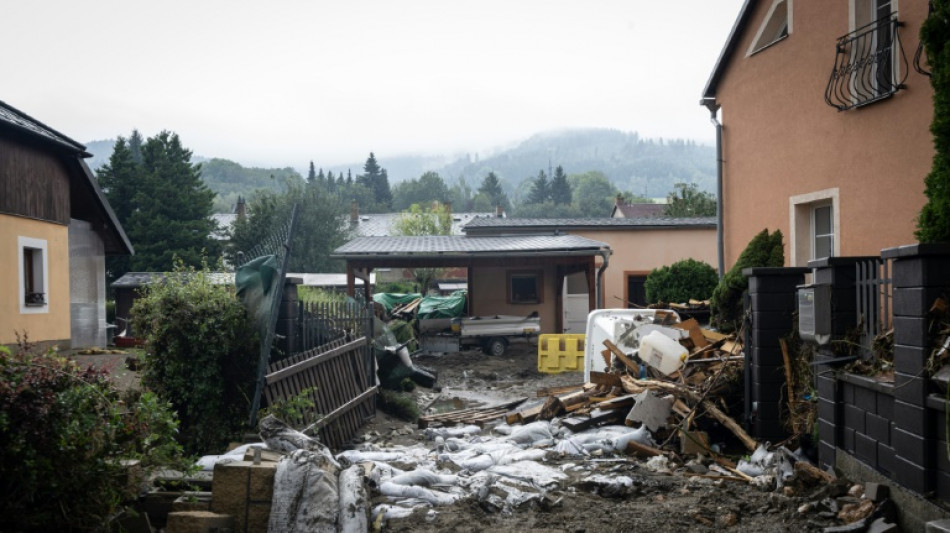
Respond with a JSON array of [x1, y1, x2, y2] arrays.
[[613, 203, 666, 218], [350, 212, 498, 236], [463, 217, 716, 232], [0, 100, 87, 154], [334, 234, 609, 257]]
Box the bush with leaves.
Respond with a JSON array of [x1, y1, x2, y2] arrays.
[[131, 260, 258, 454], [710, 229, 785, 333], [917, 1, 950, 243], [0, 338, 185, 531], [644, 259, 718, 304]]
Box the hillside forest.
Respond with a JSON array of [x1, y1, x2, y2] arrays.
[[87, 128, 716, 219]]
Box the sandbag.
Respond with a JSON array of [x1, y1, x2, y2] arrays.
[[268, 449, 340, 533]]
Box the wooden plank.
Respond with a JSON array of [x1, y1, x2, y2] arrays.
[[307, 387, 378, 435], [624, 440, 665, 457], [673, 318, 709, 348], [560, 408, 624, 432], [602, 340, 639, 374], [266, 337, 368, 384], [700, 329, 729, 343], [589, 371, 623, 388]]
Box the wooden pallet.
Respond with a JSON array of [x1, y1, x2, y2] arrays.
[[418, 398, 527, 429]]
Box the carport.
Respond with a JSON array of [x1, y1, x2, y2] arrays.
[[332, 234, 611, 334]]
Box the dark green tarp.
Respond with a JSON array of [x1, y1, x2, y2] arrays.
[[417, 291, 466, 320], [235, 254, 279, 328], [372, 292, 422, 312]]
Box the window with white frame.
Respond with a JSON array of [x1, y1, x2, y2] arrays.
[[790, 189, 839, 267], [813, 204, 834, 260], [19, 236, 49, 313], [748, 0, 791, 56]]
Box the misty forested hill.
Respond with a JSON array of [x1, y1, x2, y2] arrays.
[[85, 128, 715, 211]]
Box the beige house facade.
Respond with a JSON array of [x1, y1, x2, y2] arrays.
[[463, 217, 718, 311], [703, 0, 933, 267]]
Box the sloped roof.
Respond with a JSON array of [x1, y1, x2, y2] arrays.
[[611, 202, 666, 218], [333, 234, 609, 258], [463, 217, 716, 234], [702, 0, 756, 99], [0, 100, 133, 255], [0, 100, 89, 155], [351, 212, 498, 236]]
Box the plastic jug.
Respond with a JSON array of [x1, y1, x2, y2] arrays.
[[639, 329, 688, 376]]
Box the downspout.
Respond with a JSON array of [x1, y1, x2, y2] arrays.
[[702, 97, 725, 280], [595, 250, 610, 309]]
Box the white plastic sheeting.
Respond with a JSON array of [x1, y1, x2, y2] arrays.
[[69, 219, 106, 348], [354, 419, 656, 524]]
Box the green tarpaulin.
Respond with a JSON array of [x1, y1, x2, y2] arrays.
[[372, 292, 422, 312], [417, 291, 466, 320], [235, 254, 279, 328]]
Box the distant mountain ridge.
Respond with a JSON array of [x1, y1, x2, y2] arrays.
[[84, 128, 715, 209]]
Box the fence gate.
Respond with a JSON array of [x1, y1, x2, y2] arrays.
[[263, 300, 376, 449]]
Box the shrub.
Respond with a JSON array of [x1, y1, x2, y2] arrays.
[[0, 337, 185, 531], [917, 2, 950, 243], [131, 260, 258, 454], [644, 259, 718, 304], [710, 229, 785, 333]]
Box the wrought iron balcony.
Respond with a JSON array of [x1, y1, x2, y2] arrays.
[[824, 15, 908, 111]]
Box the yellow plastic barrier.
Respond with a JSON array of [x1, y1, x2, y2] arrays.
[[537, 334, 586, 373]]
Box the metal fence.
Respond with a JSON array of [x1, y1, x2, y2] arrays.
[[234, 204, 299, 426], [855, 257, 892, 357]]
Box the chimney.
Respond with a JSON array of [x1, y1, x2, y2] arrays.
[[350, 200, 359, 225], [495, 205, 504, 218], [236, 196, 246, 219]]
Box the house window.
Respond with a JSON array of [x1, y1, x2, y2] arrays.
[[19, 236, 49, 314], [508, 270, 542, 304], [790, 189, 839, 266], [813, 204, 834, 260], [827, 0, 905, 110], [748, 0, 791, 56]]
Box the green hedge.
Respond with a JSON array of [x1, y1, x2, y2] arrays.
[[132, 261, 258, 454], [644, 259, 718, 304], [710, 229, 785, 333]]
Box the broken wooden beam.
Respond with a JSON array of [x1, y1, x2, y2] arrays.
[[602, 340, 640, 374], [589, 371, 624, 388]]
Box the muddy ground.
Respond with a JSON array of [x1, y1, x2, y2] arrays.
[[358, 344, 846, 533]]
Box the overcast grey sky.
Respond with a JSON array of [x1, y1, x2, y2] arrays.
[[4, 1, 744, 168]]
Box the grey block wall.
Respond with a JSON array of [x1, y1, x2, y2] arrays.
[[743, 267, 809, 442]]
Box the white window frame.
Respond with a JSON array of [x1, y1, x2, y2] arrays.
[[747, 0, 793, 56], [812, 204, 835, 261], [789, 188, 840, 267], [18, 236, 49, 314]]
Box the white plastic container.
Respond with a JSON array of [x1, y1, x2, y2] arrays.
[[639, 329, 688, 376]]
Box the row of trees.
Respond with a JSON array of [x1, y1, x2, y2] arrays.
[[97, 130, 218, 281]]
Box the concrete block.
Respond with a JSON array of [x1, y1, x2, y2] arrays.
[[891, 255, 950, 288], [819, 398, 838, 422], [893, 371, 930, 406], [893, 427, 934, 468], [854, 385, 876, 412], [212, 460, 277, 533], [843, 426, 856, 453], [248, 463, 276, 501], [844, 404, 866, 433], [166, 511, 234, 533], [876, 392, 894, 420], [751, 311, 795, 330], [748, 275, 803, 294], [751, 364, 787, 384], [855, 433, 877, 466], [817, 375, 837, 401], [894, 345, 929, 376], [749, 292, 796, 312], [819, 441, 836, 468], [893, 400, 933, 437], [894, 316, 932, 348], [895, 455, 932, 494], [877, 443, 897, 476], [819, 418, 838, 446], [894, 287, 946, 317], [866, 413, 891, 444]]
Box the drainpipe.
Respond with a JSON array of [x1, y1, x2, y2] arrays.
[[595, 250, 610, 309], [702, 97, 725, 280]]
